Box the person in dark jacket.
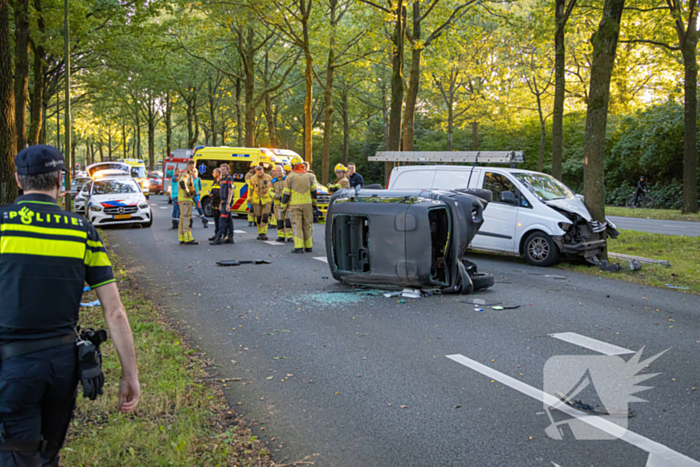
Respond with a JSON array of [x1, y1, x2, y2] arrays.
[[633, 176, 648, 208], [348, 163, 364, 188], [208, 168, 221, 241]]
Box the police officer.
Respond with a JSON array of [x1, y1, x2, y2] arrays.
[[281, 160, 318, 253], [250, 165, 273, 240], [0, 145, 140, 467], [328, 164, 350, 193]]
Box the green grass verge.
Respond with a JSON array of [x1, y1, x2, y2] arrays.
[[606, 206, 700, 222], [63, 244, 273, 467], [557, 230, 700, 294]]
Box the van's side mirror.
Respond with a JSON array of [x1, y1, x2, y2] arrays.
[[500, 191, 518, 205]]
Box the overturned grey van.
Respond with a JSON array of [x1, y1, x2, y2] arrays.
[[324, 188, 494, 294]]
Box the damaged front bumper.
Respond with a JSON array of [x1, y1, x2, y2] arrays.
[[553, 218, 620, 259]]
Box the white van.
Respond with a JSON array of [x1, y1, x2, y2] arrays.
[[386, 165, 619, 266]]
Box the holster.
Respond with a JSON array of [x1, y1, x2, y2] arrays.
[[77, 328, 108, 401]]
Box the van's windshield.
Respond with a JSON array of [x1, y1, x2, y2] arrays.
[[131, 166, 147, 179], [513, 173, 574, 201]]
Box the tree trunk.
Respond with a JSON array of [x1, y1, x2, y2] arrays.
[[14, 0, 30, 151], [122, 120, 127, 159], [27, 0, 45, 146], [552, 0, 573, 181], [136, 113, 141, 158], [107, 129, 112, 161], [264, 93, 277, 148], [148, 101, 155, 170], [235, 77, 243, 146], [165, 93, 172, 156], [402, 1, 421, 152], [209, 86, 217, 146], [582, 0, 625, 224], [98, 139, 104, 163], [536, 92, 546, 172], [320, 51, 335, 185], [0, 0, 17, 205], [244, 27, 256, 147], [388, 3, 406, 153], [342, 83, 349, 166], [446, 104, 453, 151], [471, 120, 478, 150], [681, 45, 698, 213], [303, 49, 313, 165]]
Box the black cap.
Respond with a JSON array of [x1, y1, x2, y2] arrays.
[[15, 145, 65, 175]]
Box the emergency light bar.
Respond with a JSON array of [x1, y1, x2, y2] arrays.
[[369, 151, 525, 164]]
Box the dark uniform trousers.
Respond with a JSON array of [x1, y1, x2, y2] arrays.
[[0, 344, 79, 467]]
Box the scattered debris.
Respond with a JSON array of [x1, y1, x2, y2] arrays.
[[463, 298, 502, 306], [666, 284, 690, 290], [627, 260, 642, 272], [384, 288, 423, 298], [599, 260, 622, 273], [608, 252, 671, 268], [216, 259, 271, 267], [545, 275, 567, 279], [501, 305, 522, 310]]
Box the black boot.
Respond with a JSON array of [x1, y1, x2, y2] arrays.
[[185, 239, 199, 245], [276, 237, 285, 242], [291, 248, 304, 254], [248, 221, 254, 227], [171, 223, 178, 230], [202, 218, 209, 228], [287, 238, 294, 243], [209, 235, 223, 245], [261, 234, 269, 241], [224, 236, 234, 244], [208, 233, 218, 241], [304, 247, 313, 253], [256, 234, 263, 240]]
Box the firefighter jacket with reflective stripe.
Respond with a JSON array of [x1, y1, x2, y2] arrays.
[[250, 174, 273, 205], [329, 176, 350, 192], [0, 194, 115, 344], [282, 172, 317, 208], [271, 176, 285, 201], [178, 173, 195, 201]]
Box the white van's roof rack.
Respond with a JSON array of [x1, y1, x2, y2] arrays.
[[369, 151, 525, 164]]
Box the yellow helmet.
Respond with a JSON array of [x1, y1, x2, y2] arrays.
[[283, 163, 292, 172], [290, 155, 304, 166], [250, 161, 258, 168], [258, 154, 273, 165], [334, 163, 347, 172]]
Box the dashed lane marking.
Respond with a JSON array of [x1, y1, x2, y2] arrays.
[[549, 332, 634, 356], [264, 241, 285, 246], [313, 257, 328, 263]]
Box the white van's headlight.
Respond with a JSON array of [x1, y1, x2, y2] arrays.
[[558, 222, 572, 232], [89, 205, 103, 212], [139, 202, 149, 209]]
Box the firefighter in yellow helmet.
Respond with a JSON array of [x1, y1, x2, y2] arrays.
[[250, 164, 273, 240], [328, 163, 350, 193], [281, 160, 317, 253], [245, 162, 256, 227]]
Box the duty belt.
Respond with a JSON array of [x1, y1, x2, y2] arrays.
[[0, 333, 75, 361]]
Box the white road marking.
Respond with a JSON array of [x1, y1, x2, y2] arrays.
[[447, 354, 700, 467], [264, 241, 285, 246], [159, 207, 168, 209], [314, 257, 328, 263], [234, 230, 246, 234], [549, 332, 635, 356]]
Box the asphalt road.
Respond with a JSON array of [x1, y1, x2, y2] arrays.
[[608, 216, 700, 237], [107, 196, 700, 467]]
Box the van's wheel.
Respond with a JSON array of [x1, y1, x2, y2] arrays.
[[202, 198, 213, 217], [523, 232, 560, 267], [470, 272, 494, 291]]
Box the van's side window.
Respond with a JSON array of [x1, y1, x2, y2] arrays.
[[198, 160, 250, 182], [483, 172, 518, 204]]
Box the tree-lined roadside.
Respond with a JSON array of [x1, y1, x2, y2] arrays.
[[64, 239, 274, 466]]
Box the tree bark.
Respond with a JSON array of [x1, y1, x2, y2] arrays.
[[681, 45, 698, 213], [107, 128, 112, 161], [122, 120, 127, 159], [471, 120, 478, 150], [388, 3, 406, 153], [320, 47, 335, 185], [582, 0, 625, 224], [264, 92, 277, 148], [244, 27, 256, 147], [208, 80, 217, 147], [536, 90, 546, 172], [14, 0, 30, 151], [27, 0, 45, 146], [1, 0, 17, 204], [235, 77, 243, 146], [148, 100, 155, 170], [98, 139, 104, 163], [446, 104, 453, 151], [552, 0, 576, 181], [301, 0, 313, 166], [341, 82, 349, 166], [165, 93, 172, 156], [402, 1, 421, 152]]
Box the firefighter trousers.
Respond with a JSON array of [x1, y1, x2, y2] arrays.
[[274, 204, 293, 239], [178, 200, 193, 242], [290, 204, 313, 249], [253, 202, 272, 235]]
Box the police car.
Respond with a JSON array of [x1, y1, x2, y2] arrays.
[[73, 181, 91, 214], [86, 172, 153, 227]]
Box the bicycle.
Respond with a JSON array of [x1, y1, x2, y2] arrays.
[[625, 191, 655, 209]]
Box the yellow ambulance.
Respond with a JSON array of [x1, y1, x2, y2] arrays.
[[117, 158, 150, 198], [193, 147, 330, 221]]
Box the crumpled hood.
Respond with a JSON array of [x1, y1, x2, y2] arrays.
[[545, 198, 592, 221]]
